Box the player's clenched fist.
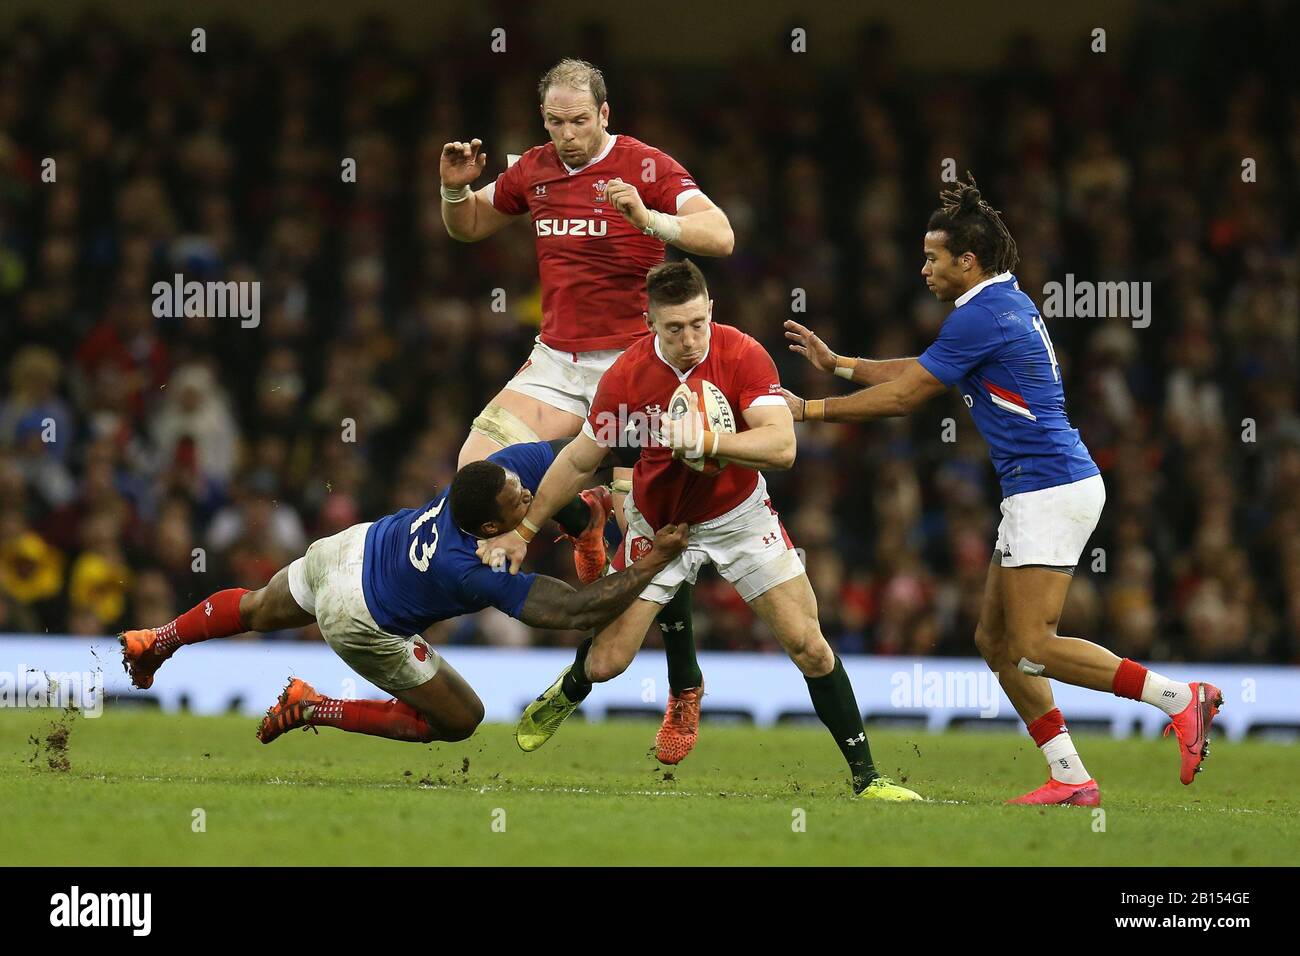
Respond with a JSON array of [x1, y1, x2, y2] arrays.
[[604, 177, 649, 231], [440, 138, 488, 187], [658, 389, 707, 459], [649, 523, 690, 562]]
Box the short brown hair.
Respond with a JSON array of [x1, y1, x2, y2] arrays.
[[538, 58, 607, 108], [646, 260, 709, 311]]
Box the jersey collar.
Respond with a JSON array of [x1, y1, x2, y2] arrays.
[[654, 329, 711, 382], [562, 133, 618, 175], [954, 271, 1014, 308]]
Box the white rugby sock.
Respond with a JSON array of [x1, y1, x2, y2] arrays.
[[1042, 732, 1091, 785], [1140, 670, 1193, 716]]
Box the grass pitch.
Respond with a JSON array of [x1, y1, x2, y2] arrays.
[[3, 708, 1296, 866]]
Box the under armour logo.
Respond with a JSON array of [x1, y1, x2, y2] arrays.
[[846, 732, 865, 747], [658, 621, 686, 632], [204, 601, 213, 617], [535, 185, 547, 196], [762, 532, 778, 546]]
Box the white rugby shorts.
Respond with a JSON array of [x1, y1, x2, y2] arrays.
[[503, 337, 623, 419], [995, 473, 1105, 570], [287, 522, 442, 692], [613, 478, 806, 605]]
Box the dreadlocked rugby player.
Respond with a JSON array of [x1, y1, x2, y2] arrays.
[[782, 176, 1221, 806], [477, 260, 922, 801], [120, 441, 687, 745]]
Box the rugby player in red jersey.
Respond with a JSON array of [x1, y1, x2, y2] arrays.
[[477, 261, 922, 800], [439, 59, 734, 764]]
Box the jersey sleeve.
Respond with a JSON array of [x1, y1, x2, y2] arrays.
[[486, 441, 556, 493], [917, 304, 1003, 386], [582, 359, 629, 446], [639, 148, 705, 215], [457, 564, 538, 620], [736, 335, 785, 410], [485, 153, 529, 216]]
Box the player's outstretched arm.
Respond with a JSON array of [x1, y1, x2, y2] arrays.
[[475, 431, 609, 574], [440, 139, 518, 242], [783, 320, 917, 386], [516, 524, 689, 632], [785, 360, 948, 423]]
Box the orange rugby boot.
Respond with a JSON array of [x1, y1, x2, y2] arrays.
[[655, 683, 703, 765], [559, 485, 614, 584], [119, 628, 171, 690], [256, 677, 322, 744]]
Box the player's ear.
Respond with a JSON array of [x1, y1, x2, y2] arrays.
[[643, 310, 653, 331], [599, 101, 609, 127], [480, 519, 500, 537]]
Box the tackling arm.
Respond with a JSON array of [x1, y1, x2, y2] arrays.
[[516, 522, 687, 631]]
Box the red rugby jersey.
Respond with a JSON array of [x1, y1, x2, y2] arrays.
[[582, 323, 786, 529], [487, 134, 704, 353]]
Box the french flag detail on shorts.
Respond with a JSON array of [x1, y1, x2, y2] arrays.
[[983, 379, 1037, 421]]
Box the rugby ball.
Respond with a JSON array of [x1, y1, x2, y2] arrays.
[[667, 380, 736, 476]]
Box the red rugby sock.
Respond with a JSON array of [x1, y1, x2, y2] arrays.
[[153, 589, 250, 654], [307, 697, 435, 742], [1026, 707, 1067, 747], [1111, 658, 1148, 701]]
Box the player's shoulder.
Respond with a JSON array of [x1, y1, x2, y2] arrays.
[[610, 134, 658, 157], [509, 142, 561, 175], [712, 322, 765, 356]]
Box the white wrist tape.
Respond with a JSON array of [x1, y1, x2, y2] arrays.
[[643, 210, 682, 243], [441, 183, 471, 203], [834, 364, 855, 380], [685, 425, 706, 459]]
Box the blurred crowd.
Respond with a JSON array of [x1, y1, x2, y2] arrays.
[[2, 3, 1298, 663]]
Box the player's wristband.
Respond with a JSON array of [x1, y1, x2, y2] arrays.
[[514, 518, 540, 544], [440, 183, 471, 203], [710, 432, 720, 457], [834, 356, 856, 380], [804, 399, 825, 421], [643, 210, 682, 243]]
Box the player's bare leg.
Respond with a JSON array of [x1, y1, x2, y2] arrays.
[[972, 560, 1099, 805], [1001, 565, 1222, 785], [515, 597, 661, 751], [120, 565, 313, 689], [748, 575, 920, 800], [456, 386, 583, 469], [257, 661, 484, 745]]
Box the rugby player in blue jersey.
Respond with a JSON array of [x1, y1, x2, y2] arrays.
[[782, 177, 1222, 805], [121, 440, 687, 745]]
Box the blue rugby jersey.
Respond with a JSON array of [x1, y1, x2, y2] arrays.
[[917, 273, 1099, 497], [360, 442, 555, 635]]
